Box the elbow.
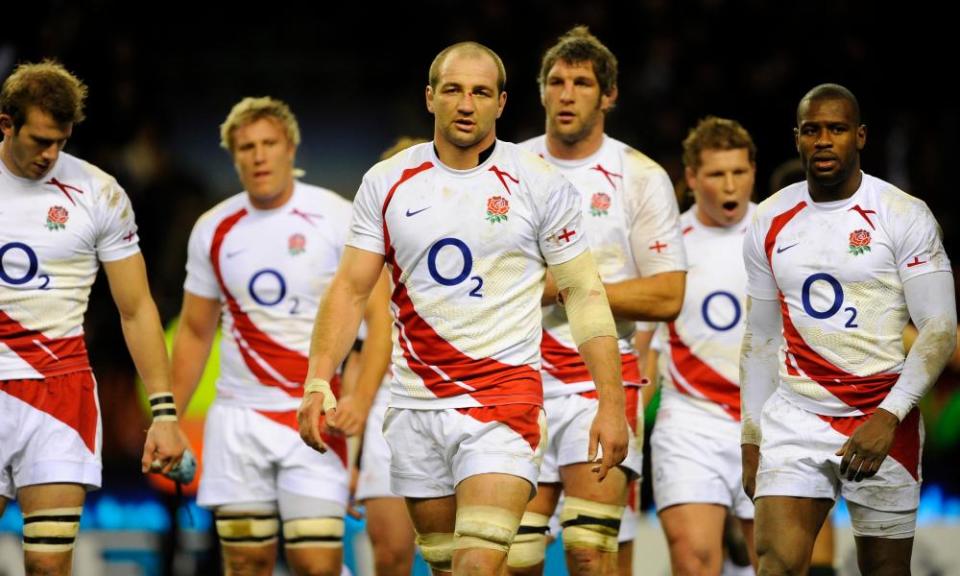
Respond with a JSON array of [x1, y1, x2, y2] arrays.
[[656, 279, 686, 322], [659, 292, 683, 322]]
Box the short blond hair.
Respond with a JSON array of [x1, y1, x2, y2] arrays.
[[220, 96, 301, 152], [0, 59, 88, 129]]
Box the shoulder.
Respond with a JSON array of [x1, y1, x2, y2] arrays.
[[754, 182, 807, 224], [864, 173, 930, 215], [363, 142, 436, 189], [193, 193, 248, 234], [497, 140, 566, 190], [296, 182, 352, 212], [517, 134, 546, 155], [56, 153, 123, 205], [615, 139, 667, 178]]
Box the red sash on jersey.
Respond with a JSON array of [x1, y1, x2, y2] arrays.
[[666, 323, 740, 421], [541, 330, 640, 386], [0, 311, 91, 377]]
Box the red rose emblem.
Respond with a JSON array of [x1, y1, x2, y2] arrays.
[[486, 196, 509, 223], [848, 229, 872, 255], [46, 205, 69, 230], [590, 192, 611, 216], [289, 233, 306, 255]]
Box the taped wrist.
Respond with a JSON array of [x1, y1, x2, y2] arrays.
[[148, 392, 177, 422], [549, 252, 616, 346], [303, 378, 338, 412]]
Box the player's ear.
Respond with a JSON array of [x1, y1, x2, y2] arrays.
[[426, 85, 435, 114]]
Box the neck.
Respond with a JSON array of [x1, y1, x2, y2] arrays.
[[808, 166, 862, 203], [434, 132, 496, 170], [0, 139, 22, 178], [545, 124, 604, 161], [250, 178, 295, 210]]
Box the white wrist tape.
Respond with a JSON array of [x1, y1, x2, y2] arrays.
[[304, 378, 338, 412]]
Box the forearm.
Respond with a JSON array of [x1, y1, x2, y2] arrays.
[[170, 323, 216, 414], [119, 296, 173, 397], [604, 270, 685, 322], [579, 336, 625, 412], [308, 278, 370, 383], [351, 273, 393, 404], [879, 271, 957, 420], [740, 297, 782, 446]]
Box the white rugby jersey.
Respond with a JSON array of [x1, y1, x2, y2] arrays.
[[657, 204, 754, 423], [185, 182, 352, 410], [349, 140, 587, 409], [523, 135, 686, 398], [1, 152, 140, 379], [744, 173, 951, 417]]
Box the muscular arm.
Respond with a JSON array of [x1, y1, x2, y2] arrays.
[[739, 296, 782, 497], [300, 247, 385, 451], [170, 292, 221, 415], [327, 270, 393, 436], [102, 253, 186, 472], [836, 272, 956, 482], [603, 270, 686, 321], [879, 271, 957, 420], [549, 250, 628, 480], [104, 253, 173, 397], [307, 247, 386, 382], [739, 296, 782, 447]]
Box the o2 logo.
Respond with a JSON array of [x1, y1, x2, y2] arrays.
[[801, 272, 858, 328], [427, 238, 483, 297], [248, 269, 300, 315], [0, 242, 50, 289], [701, 290, 741, 331]]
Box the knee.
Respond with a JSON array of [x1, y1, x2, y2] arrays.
[[291, 564, 340, 576], [416, 532, 455, 573], [565, 545, 607, 574], [23, 506, 82, 576], [508, 564, 545, 576], [507, 512, 549, 574], [857, 554, 910, 576], [372, 541, 415, 572], [664, 534, 717, 576], [559, 497, 621, 572], [25, 554, 70, 576], [223, 550, 273, 576], [756, 544, 805, 576]]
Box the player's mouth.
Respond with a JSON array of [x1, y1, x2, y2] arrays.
[[722, 200, 739, 214], [454, 118, 475, 131], [556, 111, 577, 124], [253, 170, 271, 179], [812, 154, 839, 171]]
